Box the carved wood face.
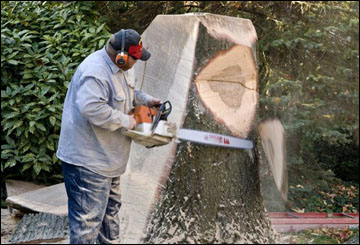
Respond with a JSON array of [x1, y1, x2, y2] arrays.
[[195, 45, 258, 138]]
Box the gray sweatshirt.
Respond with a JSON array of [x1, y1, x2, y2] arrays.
[[56, 47, 155, 177]]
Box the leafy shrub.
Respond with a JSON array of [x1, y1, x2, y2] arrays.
[[1, 1, 110, 185]]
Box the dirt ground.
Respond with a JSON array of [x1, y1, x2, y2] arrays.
[[1, 209, 20, 244], [0, 207, 289, 244]]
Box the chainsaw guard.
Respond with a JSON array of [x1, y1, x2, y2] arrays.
[[123, 121, 176, 148]]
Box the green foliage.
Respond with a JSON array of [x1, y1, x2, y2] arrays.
[[1, 1, 110, 184], [94, 1, 171, 33]]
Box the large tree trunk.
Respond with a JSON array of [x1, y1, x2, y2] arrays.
[[144, 89, 277, 244], [119, 14, 279, 244]]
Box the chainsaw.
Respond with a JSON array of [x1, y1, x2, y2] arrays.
[[123, 101, 253, 149]]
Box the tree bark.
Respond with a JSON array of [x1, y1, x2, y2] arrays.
[[119, 14, 279, 243], [10, 212, 68, 244], [144, 88, 278, 243]]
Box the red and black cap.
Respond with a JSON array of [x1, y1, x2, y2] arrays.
[[110, 29, 151, 61]]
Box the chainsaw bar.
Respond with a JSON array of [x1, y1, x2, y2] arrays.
[[177, 129, 253, 150]]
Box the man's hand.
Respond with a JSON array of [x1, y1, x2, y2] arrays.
[[128, 115, 136, 130], [148, 98, 162, 108]]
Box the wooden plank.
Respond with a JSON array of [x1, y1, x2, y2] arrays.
[[5, 180, 46, 197], [5, 180, 47, 215], [269, 212, 359, 233], [271, 218, 359, 224], [269, 212, 359, 219], [273, 223, 359, 233], [5, 183, 67, 216]]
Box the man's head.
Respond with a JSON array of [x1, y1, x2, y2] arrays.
[[106, 29, 151, 70]]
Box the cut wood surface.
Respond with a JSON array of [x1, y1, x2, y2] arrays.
[[258, 119, 288, 201], [195, 44, 258, 138]]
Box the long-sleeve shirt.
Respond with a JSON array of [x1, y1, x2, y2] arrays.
[[56, 47, 155, 177]]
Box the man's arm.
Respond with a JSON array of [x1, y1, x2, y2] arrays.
[[76, 77, 132, 131], [134, 89, 161, 107]]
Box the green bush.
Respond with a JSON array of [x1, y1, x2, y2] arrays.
[[1, 1, 110, 185]]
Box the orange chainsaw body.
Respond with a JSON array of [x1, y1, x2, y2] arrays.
[[124, 101, 175, 148], [129, 105, 158, 124]]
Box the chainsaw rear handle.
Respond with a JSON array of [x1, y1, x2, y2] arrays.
[[159, 101, 172, 120], [151, 101, 172, 133]]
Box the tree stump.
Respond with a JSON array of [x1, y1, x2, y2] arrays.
[[120, 13, 279, 243]]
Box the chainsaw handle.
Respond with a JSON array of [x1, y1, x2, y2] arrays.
[[160, 101, 172, 120], [151, 100, 172, 134]]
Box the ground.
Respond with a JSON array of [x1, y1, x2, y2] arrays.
[[2, 208, 358, 244], [1, 209, 19, 244]]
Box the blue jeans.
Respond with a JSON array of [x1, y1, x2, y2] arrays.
[[62, 161, 121, 244]]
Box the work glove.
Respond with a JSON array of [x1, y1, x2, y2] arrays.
[[128, 115, 136, 130], [148, 98, 162, 108]]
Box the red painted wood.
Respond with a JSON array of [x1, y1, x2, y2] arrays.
[[271, 218, 357, 224], [268, 212, 359, 233], [269, 212, 359, 219]]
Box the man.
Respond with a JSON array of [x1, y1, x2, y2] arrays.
[[56, 29, 160, 244]]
